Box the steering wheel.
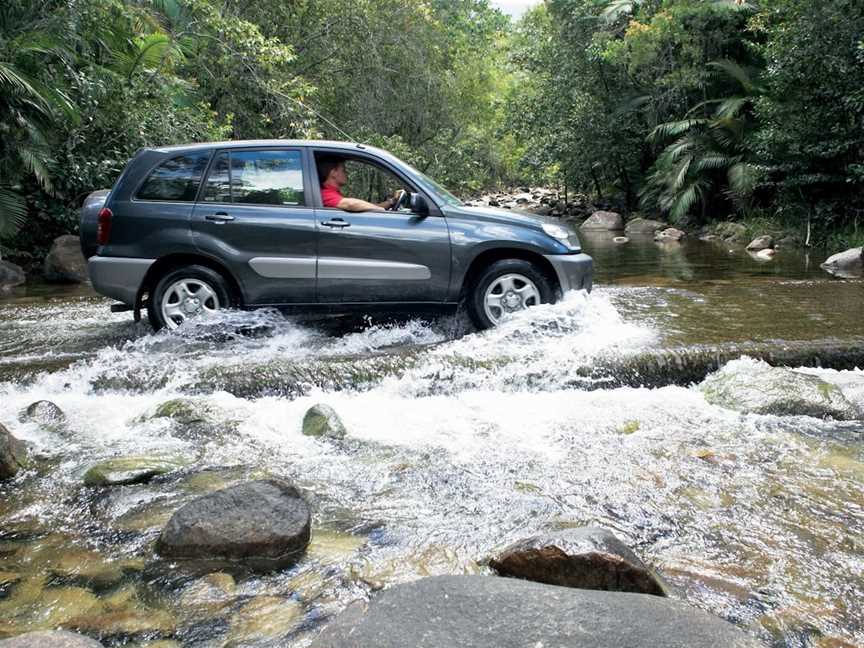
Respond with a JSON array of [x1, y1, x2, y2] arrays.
[[388, 189, 409, 211]]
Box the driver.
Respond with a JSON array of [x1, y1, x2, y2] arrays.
[[317, 156, 401, 212]]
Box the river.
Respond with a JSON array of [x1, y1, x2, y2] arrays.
[[1, 233, 862, 647]]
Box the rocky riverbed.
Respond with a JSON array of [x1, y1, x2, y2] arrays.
[[1, 231, 863, 647]]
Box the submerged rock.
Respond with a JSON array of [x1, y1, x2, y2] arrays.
[[580, 210, 624, 231], [83, 455, 188, 487], [302, 404, 347, 439], [0, 631, 103, 648], [225, 595, 303, 645], [746, 235, 774, 251], [310, 575, 760, 648], [21, 400, 66, 426], [625, 218, 666, 235], [821, 247, 863, 278], [156, 479, 311, 571], [350, 545, 481, 592], [44, 235, 88, 283], [0, 423, 28, 480], [700, 357, 861, 420], [488, 526, 668, 596], [0, 260, 26, 292]]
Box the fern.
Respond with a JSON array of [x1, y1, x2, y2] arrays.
[[0, 188, 27, 239]]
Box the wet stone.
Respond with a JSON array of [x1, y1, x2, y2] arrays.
[[700, 358, 862, 420], [350, 545, 481, 591], [21, 400, 66, 427], [310, 575, 760, 648], [488, 526, 669, 596], [0, 423, 28, 481], [302, 404, 347, 439], [625, 218, 666, 235], [0, 631, 104, 648], [156, 479, 311, 571], [580, 210, 624, 231], [83, 456, 188, 487], [746, 235, 774, 251], [225, 595, 304, 646]]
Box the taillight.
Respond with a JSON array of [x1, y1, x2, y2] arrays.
[[96, 207, 113, 246]]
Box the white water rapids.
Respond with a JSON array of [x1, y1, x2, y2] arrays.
[[1, 288, 863, 647]]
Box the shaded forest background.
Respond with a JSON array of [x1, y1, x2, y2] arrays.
[[1, 0, 862, 263]]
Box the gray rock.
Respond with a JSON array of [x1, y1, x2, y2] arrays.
[[580, 210, 624, 231], [700, 357, 861, 420], [655, 227, 686, 242], [746, 235, 774, 251], [625, 218, 666, 235], [156, 479, 311, 571], [0, 422, 28, 481], [310, 575, 759, 648], [527, 204, 553, 216], [488, 526, 668, 596], [21, 399, 66, 426], [821, 247, 863, 278], [0, 631, 104, 648], [302, 404, 347, 439], [0, 260, 26, 292], [83, 455, 188, 487], [44, 234, 88, 283]]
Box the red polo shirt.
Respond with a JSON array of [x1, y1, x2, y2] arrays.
[[321, 184, 343, 208]]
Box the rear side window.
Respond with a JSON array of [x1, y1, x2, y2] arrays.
[[202, 149, 305, 206], [136, 153, 210, 202]]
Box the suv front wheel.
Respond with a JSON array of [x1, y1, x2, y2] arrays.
[[467, 259, 554, 329], [148, 265, 233, 330]]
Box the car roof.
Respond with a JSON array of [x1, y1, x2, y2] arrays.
[[149, 139, 384, 155]]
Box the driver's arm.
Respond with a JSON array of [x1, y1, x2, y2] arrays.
[[335, 197, 387, 212], [336, 193, 398, 212]]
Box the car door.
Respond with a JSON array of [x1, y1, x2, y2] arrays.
[[192, 147, 317, 304], [313, 152, 451, 304]]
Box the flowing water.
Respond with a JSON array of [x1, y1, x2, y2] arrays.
[[0, 235, 863, 647]]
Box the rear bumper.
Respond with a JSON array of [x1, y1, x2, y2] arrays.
[[543, 252, 594, 295], [88, 257, 155, 305]]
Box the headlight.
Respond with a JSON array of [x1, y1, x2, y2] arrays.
[[542, 223, 571, 240]]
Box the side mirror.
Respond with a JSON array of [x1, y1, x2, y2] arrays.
[[409, 192, 429, 216]]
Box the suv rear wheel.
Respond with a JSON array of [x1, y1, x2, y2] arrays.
[[467, 259, 554, 329], [148, 265, 233, 330]]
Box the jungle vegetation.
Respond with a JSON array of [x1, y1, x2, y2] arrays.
[[1, 0, 862, 262]]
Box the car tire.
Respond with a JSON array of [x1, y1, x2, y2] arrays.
[[467, 259, 554, 330], [148, 265, 234, 331]]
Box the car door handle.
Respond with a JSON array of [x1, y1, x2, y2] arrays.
[[206, 212, 235, 223], [321, 218, 350, 228]]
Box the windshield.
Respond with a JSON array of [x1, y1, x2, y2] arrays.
[[405, 164, 463, 207]]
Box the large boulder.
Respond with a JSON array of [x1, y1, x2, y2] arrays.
[[821, 247, 863, 278], [310, 575, 759, 648], [0, 260, 26, 292], [302, 404, 347, 439], [156, 479, 311, 571], [625, 218, 666, 235], [746, 235, 774, 251], [700, 357, 861, 420], [580, 210, 624, 231], [44, 234, 88, 283], [488, 526, 668, 596], [0, 631, 103, 648], [0, 422, 28, 481]]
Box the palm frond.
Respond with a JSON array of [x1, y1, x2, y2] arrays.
[[18, 147, 54, 194], [727, 161, 759, 197], [714, 96, 749, 120], [0, 188, 27, 239], [648, 119, 706, 143], [708, 60, 762, 94]]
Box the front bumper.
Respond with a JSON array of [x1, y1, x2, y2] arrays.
[[543, 252, 594, 295], [88, 256, 155, 305]]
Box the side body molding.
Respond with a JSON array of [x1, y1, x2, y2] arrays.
[[248, 256, 431, 281]]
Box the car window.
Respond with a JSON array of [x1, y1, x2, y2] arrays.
[[341, 159, 408, 205], [136, 153, 210, 202], [202, 152, 231, 203], [232, 150, 305, 206], [201, 150, 305, 206]]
